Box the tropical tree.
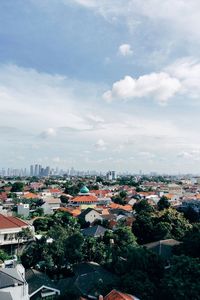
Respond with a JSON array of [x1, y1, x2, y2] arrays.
[[157, 196, 170, 211], [160, 255, 200, 300]]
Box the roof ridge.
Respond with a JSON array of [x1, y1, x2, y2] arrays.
[[0, 269, 24, 284]]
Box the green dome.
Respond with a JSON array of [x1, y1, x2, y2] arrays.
[[80, 186, 90, 194]]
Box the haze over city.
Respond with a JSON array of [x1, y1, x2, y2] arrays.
[[1, 1, 200, 173]]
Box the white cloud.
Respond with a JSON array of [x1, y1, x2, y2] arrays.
[[166, 58, 200, 98], [103, 72, 181, 104], [72, 0, 200, 40], [118, 44, 133, 56], [40, 128, 57, 139], [177, 149, 200, 160], [95, 138, 107, 151], [0, 64, 101, 132], [52, 156, 61, 163]]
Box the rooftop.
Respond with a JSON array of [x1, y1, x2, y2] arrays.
[[0, 214, 28, 229]]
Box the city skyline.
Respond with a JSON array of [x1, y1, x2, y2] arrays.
[[1, 1, 200, 173]]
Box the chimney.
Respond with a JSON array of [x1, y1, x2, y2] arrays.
[[99, 296, 103, 300]]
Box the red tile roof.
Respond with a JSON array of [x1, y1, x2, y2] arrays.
[[72, 195, 98, 203], [104, 290, 136, 300], [48, 188, 61, 193], [0, 214, 28, 229]]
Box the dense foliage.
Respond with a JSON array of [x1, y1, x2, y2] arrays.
[[21, 200, 199, 300]]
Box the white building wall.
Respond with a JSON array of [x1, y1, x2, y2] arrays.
[[85, 211, 102, 223], [1, 283, 29, 300]]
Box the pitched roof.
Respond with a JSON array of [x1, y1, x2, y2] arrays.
[[0, 214, 28, 229], [25, 268, 57, 295], [0, 268, 24, 289], [81, 225, 107, 237], [72, 195, 98, 203], [43, 197, 61, 204], [104, 289, 138, 300], [23, 192, 39, 199], [78, 208, 100, 219]]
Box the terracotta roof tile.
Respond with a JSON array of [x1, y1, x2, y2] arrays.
[[0, 214, 28, 229], [72, 195, 98, 203], [104, 289, 137, 300]]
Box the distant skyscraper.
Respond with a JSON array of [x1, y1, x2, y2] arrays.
[[106, 171, 116, 180], [30, 165, 34, 176], [34, 164, 39, 176]]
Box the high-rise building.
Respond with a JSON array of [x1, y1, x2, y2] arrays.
[[34, 164, 39, 176], [30, 165, 34, 176], [106, 171, 116, 181]]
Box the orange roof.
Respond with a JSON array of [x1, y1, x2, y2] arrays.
[[90, 190, 110, 196], [165, 193, 175, 199], [23, 192, 39, 199], [58, 207, 81, 217], [48, 188, 61, 193], [139, 192, 155, 196], [72, 195, 98, 203], [0, 214, 28, 229], [109, 203, 132, 211], [101, 208, 109, 215], [105, 289, 136, 300]]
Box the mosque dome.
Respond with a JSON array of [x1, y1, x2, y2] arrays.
[[80, 186, 90, 194]]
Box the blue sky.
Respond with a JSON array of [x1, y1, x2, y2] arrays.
[[1, 0, 200, 173]]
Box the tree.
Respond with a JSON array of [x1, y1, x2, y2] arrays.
[[112, 226, 137, 257], [60, 195, 69, 204], [152, 222, 172, 241], [17, 227, 33, 257], [159, 208, 191, 240], [173, 224, 200, 258], [33, 217, 50, 232], [134, 200, 155, 214], [11, 182, 24, 192], [35, 207, 44, 216], [83, 237, 107, 264], [183, 206, 199, 223], [0, 249, 9, 261], [132, 213, 155, 244], [112, 196, 126, 205], [160, 255, 200, 300], [157, 196, 170, 211], [116, 247, 164, 300], [119, 190, 127, 199], [65, 233, 84, 264]]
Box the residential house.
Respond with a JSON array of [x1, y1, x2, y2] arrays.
[[0, 264, 29, 300], [143, 239, 181, 260], [25, 268, 60, 299], [81, 225, 107, 238], [78, 208, 102, 224], [41, 197, 61, 215], [104, 289, 140, 300], [0, 214, 33, 247]]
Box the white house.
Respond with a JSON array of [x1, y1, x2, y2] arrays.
[[0, 264, 29, 300], [41, 197, 61, 214], [78, 208, 102, 224], [0, 214, 33, 247]]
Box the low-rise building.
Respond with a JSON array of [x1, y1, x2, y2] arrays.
[[0, 264, 29, 300], [0, 214, 33, 247]]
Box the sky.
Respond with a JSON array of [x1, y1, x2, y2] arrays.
[[1, 0, 200, 173]]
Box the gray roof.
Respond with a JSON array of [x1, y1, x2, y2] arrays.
[[143, 239, 181, 260], [73, 262, 119, 297], [0, 291, 13, 300], [25, 268, 57, 295], [0, 269, 24, 289], [81, 225, 107, 237]]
